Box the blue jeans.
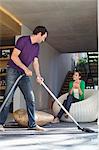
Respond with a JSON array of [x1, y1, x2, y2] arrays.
[[0, 67, 36, 128], [57, 94, 79, 119]]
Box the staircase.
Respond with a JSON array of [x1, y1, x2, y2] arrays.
[[58, 71, 73, 96], [59, 52, 98, 97], [86, 52, 98, 88]]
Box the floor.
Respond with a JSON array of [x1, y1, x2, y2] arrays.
[[0, 121, 98, 150]]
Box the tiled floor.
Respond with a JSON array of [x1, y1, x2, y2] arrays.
[[0, 121, 98, 150]]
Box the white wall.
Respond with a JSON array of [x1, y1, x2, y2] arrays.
[[56, 53, 72, 95], [14, 25, 73, 112]]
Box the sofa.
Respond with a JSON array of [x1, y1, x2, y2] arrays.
[[52, 89, 98, 122]]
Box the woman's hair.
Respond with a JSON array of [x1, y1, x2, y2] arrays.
[[33, 26, 48, 36], [73, 70, 82, 77]]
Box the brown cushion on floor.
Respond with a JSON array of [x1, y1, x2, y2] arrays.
[[13, 109, 54, 127]]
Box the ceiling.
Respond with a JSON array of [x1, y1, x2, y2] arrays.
[[0, 0, 97, 53], [0, 9, 21, 38]]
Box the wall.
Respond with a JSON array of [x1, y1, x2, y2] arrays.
[[56, 53, 72, 95]]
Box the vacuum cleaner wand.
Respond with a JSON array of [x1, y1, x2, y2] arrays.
[[0, 74, 24, 113], [41, 82, 96, 133]]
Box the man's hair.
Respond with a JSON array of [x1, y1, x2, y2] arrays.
[[33, 26, 48, 36]]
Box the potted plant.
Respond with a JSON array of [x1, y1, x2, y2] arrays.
[[76, 57, 88, 73]]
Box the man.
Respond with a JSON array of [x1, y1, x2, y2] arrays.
[[0, 26, 48, 131], [52, 70, 85, 123]]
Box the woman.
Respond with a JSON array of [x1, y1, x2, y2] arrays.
[[52, 70, 85, 123]]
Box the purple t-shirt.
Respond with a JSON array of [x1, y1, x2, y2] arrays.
[[8, 36, 39, 72]]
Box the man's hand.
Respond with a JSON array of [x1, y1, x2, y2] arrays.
[[24, 68, 32, 76], [36, 76, 44, 85]]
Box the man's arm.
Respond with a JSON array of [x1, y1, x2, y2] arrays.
[[32, 57, 44, 84], [32, 57, 41, 77], [11, 48, 32, 76]]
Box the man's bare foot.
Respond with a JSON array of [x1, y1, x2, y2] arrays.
[[0, 125, 5, 131], [51, 117, 60, 123], [28, 125, 46, 131]]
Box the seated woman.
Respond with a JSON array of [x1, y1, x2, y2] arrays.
[[52, 70, 85, 123]]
